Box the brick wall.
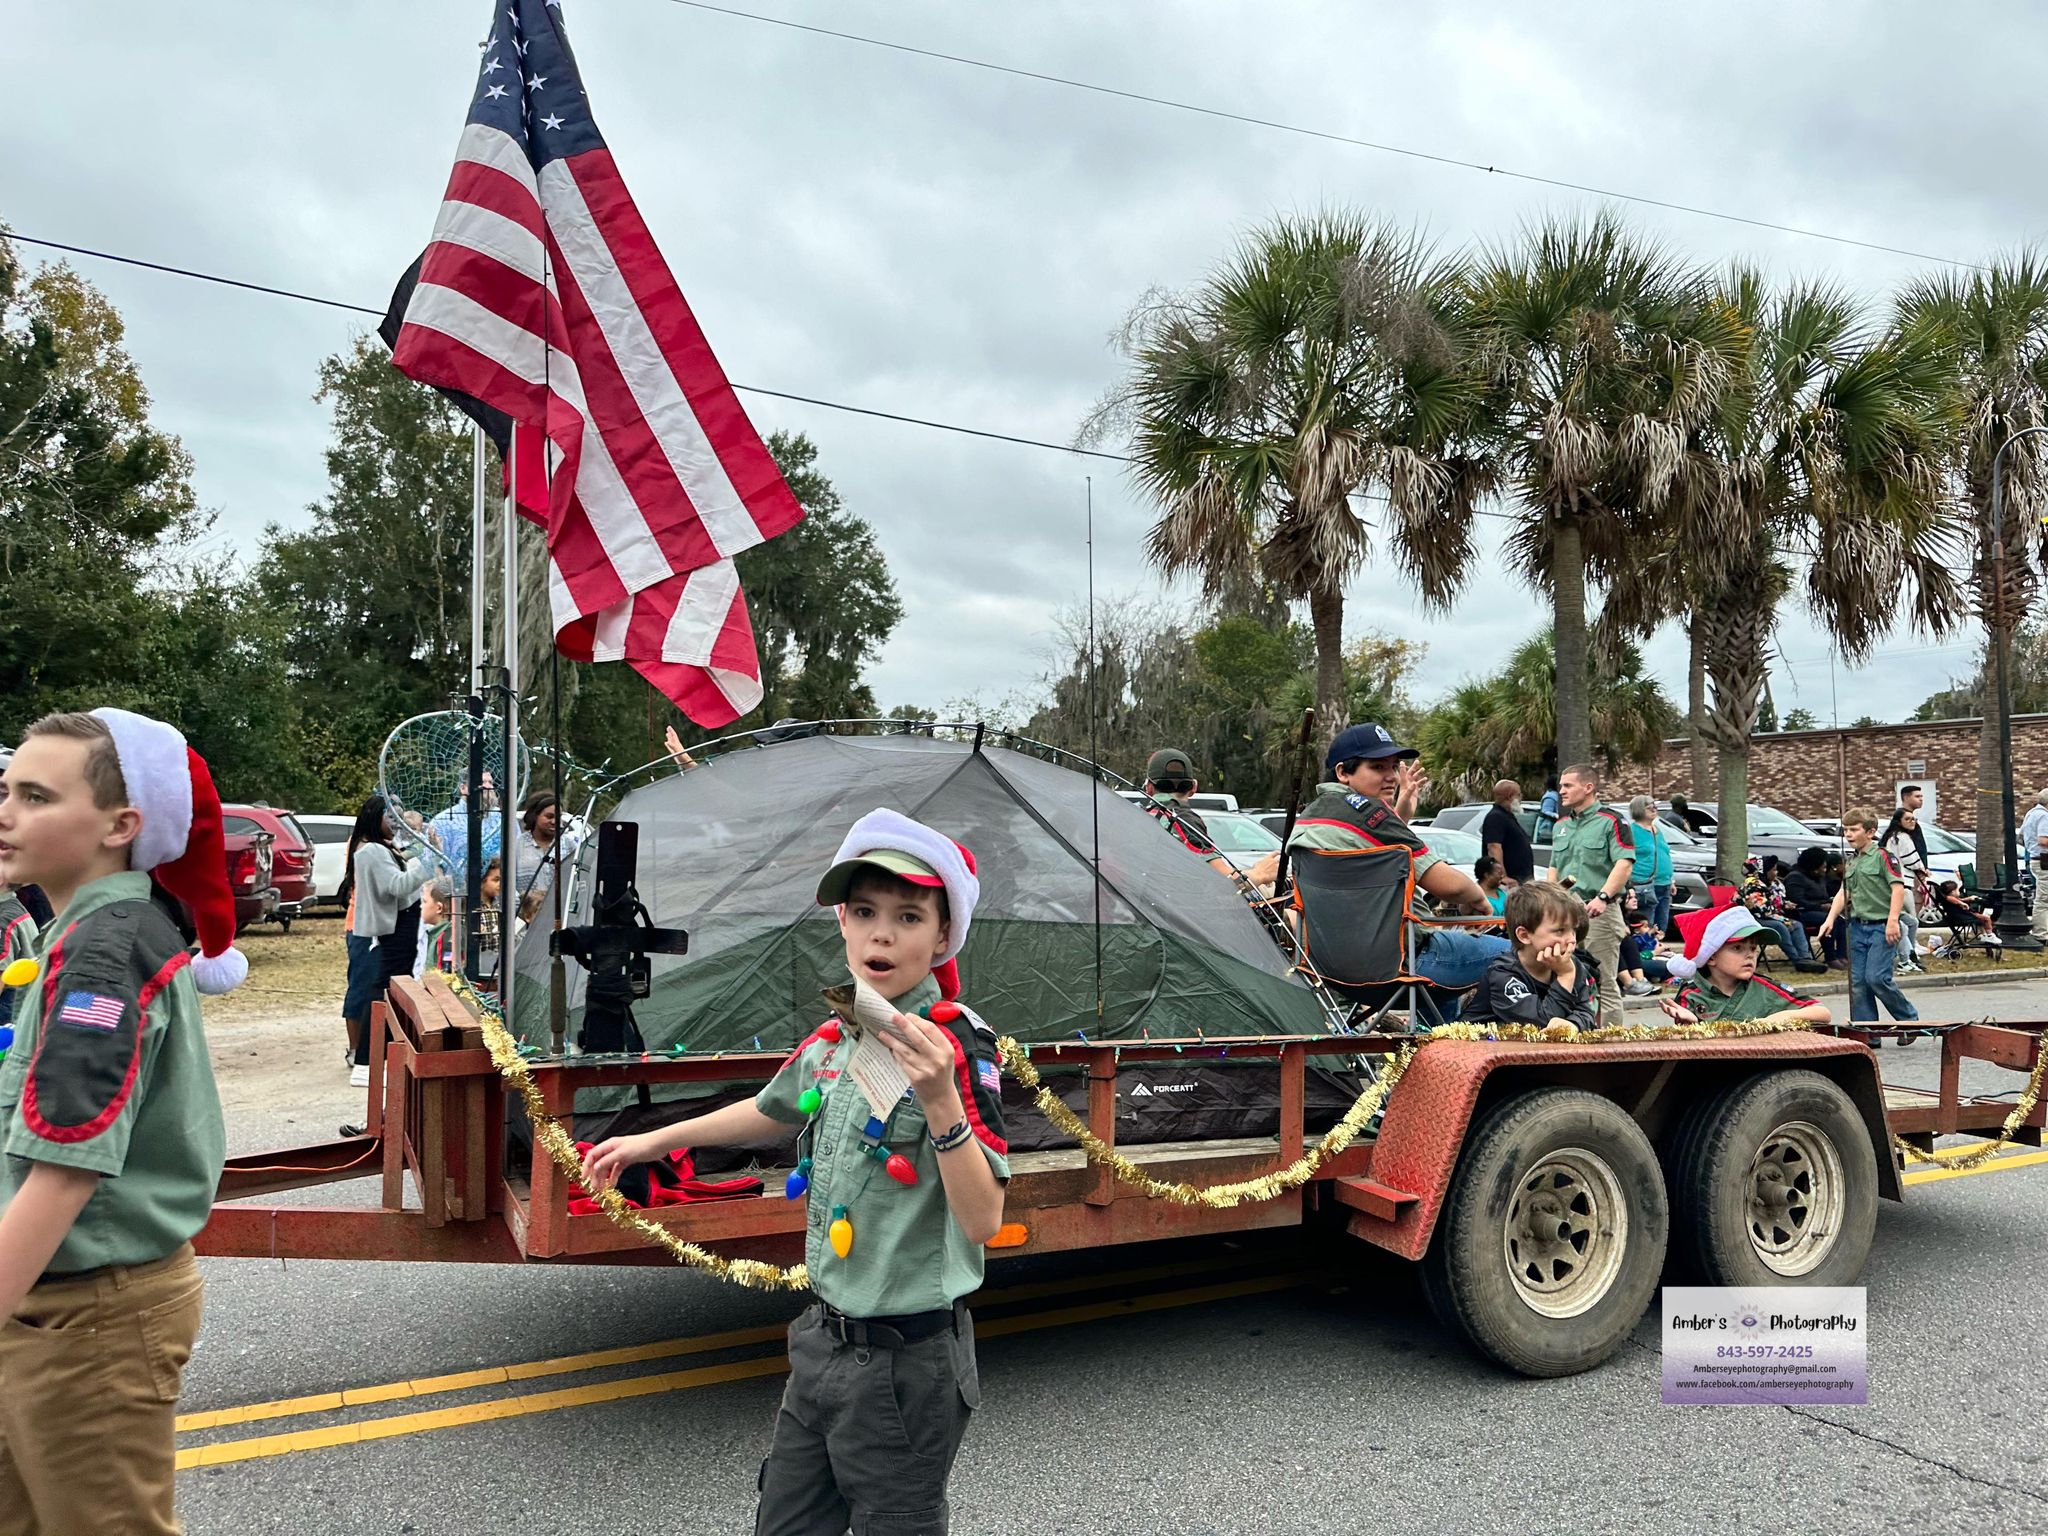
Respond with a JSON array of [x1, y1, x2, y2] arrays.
[[1604, 714, 2048, 824]]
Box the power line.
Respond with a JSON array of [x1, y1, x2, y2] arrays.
[[659, 0, 1983, 272]]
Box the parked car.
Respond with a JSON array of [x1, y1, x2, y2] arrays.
[[223, 822, 278, 934], [1658, 800, 1847, 871], [1416, 823, 1482, 865], [223, 805, 311, 930], [1196, 809, 1282, 874], [295, 812, 357, 905], [1428, 800, 1715, 929]]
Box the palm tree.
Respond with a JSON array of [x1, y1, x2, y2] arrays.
[[1090, 212, 1489, 744], [1900, 256, 2048, 879], [1412, 629, 1678, 795], [1464, 212, 1742, 769], [1674, 271, 1963, 874]]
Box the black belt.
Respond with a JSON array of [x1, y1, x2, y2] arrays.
[[817, 1300, 960, 1348]]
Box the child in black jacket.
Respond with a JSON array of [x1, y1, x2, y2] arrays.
[[1475, 882, 1599, 1030]]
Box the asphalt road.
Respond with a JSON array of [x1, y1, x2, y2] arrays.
[[170, 981, 2048, 1535]]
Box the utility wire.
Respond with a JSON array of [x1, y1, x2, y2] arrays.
[[658, 0, 1983, 272], [0, 230, 1941, 575]]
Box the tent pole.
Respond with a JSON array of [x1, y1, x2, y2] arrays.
[[1086, 477, 1102, 1029]]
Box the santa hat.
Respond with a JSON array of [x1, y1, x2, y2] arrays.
[[1665, 902, 1768, 980], [90, 708, 247, 995], [816, 808, 980, 1000]]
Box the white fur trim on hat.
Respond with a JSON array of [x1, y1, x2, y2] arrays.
[[829, 808, 980, 965], [190, 948, 249, 995], [90, 708, 191, 871], [1667, 904, 1763, 980]]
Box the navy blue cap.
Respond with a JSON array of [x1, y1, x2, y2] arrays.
[[1325, 722, 1419, 777]]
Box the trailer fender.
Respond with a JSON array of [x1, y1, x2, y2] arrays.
[[1348, 1032, 1892, 1262]]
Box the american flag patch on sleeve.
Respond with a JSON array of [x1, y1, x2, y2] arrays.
[[977, 1059, 1001, 1091], [57, 991, 124, 1031]]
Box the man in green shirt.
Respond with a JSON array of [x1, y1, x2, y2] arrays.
[[1819, 806, 1919, 1024], [0, 708, 237, 1534], [1546, 763, 1636, 1026], [582, 807, 1006, 1535]]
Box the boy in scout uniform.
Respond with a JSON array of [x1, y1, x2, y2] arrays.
[[1545, 763, 1636, 1027], [1819, 806, 1920, 1024], [0, 709, 242, 1535], [1661, 905, 1832, 1027], [583, 808, 1005, 1536]]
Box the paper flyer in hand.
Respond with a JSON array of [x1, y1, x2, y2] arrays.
[[845, 978, 914, 1119]]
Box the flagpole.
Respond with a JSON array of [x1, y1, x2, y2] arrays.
[[501, 441, 519, 1035], [465, 426, 487, 982]]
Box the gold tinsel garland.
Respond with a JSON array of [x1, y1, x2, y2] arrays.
[[431, 968, 2046, 1273], [435, 971, 811, 1292]]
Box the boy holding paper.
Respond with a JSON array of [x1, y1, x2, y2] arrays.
[[581, 808, 1006, 1536]]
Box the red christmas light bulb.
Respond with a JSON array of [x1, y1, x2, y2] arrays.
[[883, 1152, 918, 1185]]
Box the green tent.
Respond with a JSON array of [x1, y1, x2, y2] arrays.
[[509, 731, 1323, 1056]]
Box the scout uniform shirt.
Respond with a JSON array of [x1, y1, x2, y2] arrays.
[[1144, 793, 1215, 856], [1842, 844, 1904, 922], [1289, 783, 1445, 913], [1675, 974, 1815, 1023], [0, 871, 227, 1273], [0, 890, 37, 1033], [1550, 803, 1635, 895], [756, 973, 1008, 1317]]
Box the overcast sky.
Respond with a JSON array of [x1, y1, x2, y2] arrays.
[[12, 0, 2032, 735]]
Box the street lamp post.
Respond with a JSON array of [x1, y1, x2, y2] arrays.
[[1985, 425, 2046, 951]]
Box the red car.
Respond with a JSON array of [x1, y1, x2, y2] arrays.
[[223, 805, 314, 931]]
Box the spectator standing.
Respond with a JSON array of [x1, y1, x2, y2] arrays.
[[1480, 779, 1535, 885], [2019, 788, 2048, 938], [1546, 764, 1635, 1027], [1626, 796, 1675, 937], [427, 769, 502, 892], [512, 791, 581, 914], [1881, 807, 1929, 973], [341, 796, 433, 1089], [1533, 776, 1561, 842]]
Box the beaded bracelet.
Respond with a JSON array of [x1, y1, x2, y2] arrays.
[[928, 1119, 973, 1153]]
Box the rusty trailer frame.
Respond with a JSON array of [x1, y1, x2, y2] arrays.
[[195, 976, 2047, 1270]]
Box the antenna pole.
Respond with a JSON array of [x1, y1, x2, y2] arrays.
[[1086, 477, 1103, 1027]]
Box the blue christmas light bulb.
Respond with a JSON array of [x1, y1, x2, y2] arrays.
[[784, 1156, 812, 1200]]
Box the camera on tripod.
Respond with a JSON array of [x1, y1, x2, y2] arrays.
[[549, 821, 688, 1054]]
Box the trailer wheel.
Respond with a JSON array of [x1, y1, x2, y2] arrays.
[[1669, 1069, 1876, 1287], [1421, 1087, 1668, 1378]]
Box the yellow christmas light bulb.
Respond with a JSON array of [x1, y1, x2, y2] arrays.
[[2, 958, 39, 988], [828, 1206, 853, 1258]]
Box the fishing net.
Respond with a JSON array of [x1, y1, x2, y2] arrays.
[[378, 710, 531, 872]]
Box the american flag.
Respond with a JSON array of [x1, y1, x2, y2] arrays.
[[58, 991, 125, 1032], [387, 0, 803, 726]]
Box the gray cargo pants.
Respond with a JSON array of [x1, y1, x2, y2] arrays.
[[754, 1303, 979, 1536]]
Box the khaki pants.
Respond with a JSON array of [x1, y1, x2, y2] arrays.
[[1585, 901, 1629, 1028], [0, 1244, 203, 1536]]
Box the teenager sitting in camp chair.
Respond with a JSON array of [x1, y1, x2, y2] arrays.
[[1284, 725, 1505, 1023], [1926, 879, 2003, 962]]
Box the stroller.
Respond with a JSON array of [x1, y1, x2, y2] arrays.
[[1924, 878, 2003, 962]]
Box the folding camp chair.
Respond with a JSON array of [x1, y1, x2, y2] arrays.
[[1289, 845, 1500, 1030]]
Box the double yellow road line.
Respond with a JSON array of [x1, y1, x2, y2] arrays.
[[175, 1253, 1313, 1471]]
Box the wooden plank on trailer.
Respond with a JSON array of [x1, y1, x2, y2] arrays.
[[420, 1078, 447, 1227]]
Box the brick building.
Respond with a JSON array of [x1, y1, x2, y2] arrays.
[[1606, 714, 2048, 826]]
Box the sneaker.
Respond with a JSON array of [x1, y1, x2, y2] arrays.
[[349, 1063, 370, 1089], [1624, 980, 1658, 997]]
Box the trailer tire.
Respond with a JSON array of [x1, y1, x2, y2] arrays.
[[1670, 1069, 1876, 1287], [1421, 1087, 1668, 1378]]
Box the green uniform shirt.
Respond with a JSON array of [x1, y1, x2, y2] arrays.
[[0, 872, 226, 1273], [756, 973, 1010, 1316], [1288, 782, 1446, 916], [1550, 805, 1635, 896], [1842, 844, 1903, 923], [1676, 974, 1813, 1023]]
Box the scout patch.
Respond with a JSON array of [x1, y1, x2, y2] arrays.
[[977, 1058, 1001, 1091], [58, 991, 125, 1032]]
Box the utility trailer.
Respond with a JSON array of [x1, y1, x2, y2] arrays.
[[198, 975, 2046, 1377]]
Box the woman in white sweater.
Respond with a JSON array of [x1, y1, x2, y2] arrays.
[[341, 796, 432, 1087]]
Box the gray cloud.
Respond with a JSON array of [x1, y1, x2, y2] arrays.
[[11, 0, 2008, 737]]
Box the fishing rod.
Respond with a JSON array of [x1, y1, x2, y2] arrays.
[[1271, 707, 1317, 897]]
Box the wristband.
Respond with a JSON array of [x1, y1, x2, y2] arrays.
[[928, 1119, 973, 1153]]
